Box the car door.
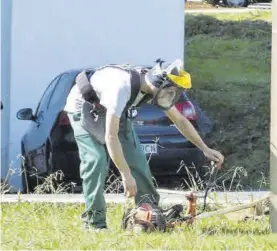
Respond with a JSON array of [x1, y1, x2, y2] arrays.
[[24, 72, 77, 173], [46, 71, 77, 129], [23, 75, 62, 153]]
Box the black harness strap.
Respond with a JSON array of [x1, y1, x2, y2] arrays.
[[125, 69, 141, 108], [75, 70, 99, 103], [75, 65, 143, 122]]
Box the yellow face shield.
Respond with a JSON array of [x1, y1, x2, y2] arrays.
[[166, 70, 192, 89]]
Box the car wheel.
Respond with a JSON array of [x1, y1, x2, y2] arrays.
[[194, 160, 206, 183], [105, 165, 124, 194], [46, 141, 54, 175], [186, 153, 206, 184], [45, 141, 59, 191], [21, 146, 37, 193], [45, 140, 70, 193]]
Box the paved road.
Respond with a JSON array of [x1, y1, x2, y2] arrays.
[[1, 190, 270, 206], [248, 3, 272, 9], [186, 7, 271, 13], [185, 0, 272, 13]]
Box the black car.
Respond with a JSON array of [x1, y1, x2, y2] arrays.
[[17, 68, 212, 192]]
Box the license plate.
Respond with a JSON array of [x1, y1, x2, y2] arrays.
[[141, 144, 158, 154]]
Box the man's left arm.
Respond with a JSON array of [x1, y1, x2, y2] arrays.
[[164, 106, 224, 166]]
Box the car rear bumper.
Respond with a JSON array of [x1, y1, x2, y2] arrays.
[[146, 146, 205, 176], [51, 141, 205, 183]]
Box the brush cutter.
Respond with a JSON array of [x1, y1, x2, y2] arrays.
[[122, 165, 219, 232]]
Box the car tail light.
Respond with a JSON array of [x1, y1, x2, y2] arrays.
[[175, 101, 197, 120], [58, 111, 70, 126]]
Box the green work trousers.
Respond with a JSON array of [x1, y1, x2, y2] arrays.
[[67, 112, 160, 227]]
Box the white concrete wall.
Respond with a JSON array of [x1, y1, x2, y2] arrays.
[[2, 0, 185, 190], [1, 0, 12, 182]]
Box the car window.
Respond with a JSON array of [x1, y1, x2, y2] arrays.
[[47, 72, 76, 109], [35, 75, 61, 116]]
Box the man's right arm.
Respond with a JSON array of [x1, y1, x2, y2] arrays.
[[105, 111, 137, 197]]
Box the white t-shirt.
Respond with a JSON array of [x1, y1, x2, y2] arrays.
[[64, 67, 134, 118]]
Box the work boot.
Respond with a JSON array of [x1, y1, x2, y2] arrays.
[[83, 222, 108, 232], [80, 212, 88, 222], [81, 212, 107, 231]]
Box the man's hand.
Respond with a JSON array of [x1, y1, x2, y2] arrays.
[[122, 172, 137, 197], [203, 147, 224, 168], [165, 107, 224, 169]]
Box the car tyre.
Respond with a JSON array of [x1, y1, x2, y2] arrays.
[[105, 165, 124, 194], [46, 140, 54, 175], [45, 140, 72, 193], [45, 141, 60, 192], [21, 146, 37, 193]]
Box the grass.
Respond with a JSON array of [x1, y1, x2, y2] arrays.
[[186, 37, 270, 90], [185, 12, 271, 91], [1, 202, 277, 250], [204, 11, 272, 22], [185, 11, 272, 188]]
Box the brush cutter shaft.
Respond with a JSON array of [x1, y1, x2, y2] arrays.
[[195, 195, 271, 220]]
